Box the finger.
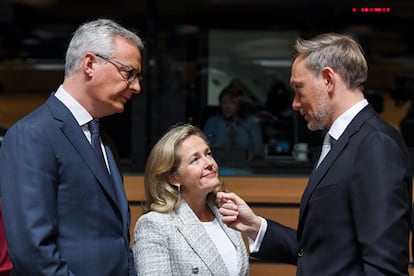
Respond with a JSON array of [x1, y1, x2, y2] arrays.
[[220, 192, 246, 206], [216, 192, 228, 206], [219, 205, 239, 216], [221, 215, 238, 224], [219, 200, 239, 211]]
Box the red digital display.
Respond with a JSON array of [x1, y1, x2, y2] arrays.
[[352, 7, 391, 13]]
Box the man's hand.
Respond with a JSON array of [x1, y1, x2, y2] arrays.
[[217, 192, 262, 240]]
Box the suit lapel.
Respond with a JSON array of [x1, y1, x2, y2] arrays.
[[175, 202, 228, 276], [299, 136, 347, 220], [297, 105, 377, 236], [46, 95, 122, 217]]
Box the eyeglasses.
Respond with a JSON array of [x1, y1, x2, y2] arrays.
[[95, 54, 142, 84]]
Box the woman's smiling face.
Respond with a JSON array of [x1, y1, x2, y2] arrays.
[[174, 135, 220, 198]]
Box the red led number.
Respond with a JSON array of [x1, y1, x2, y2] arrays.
[[352, 7, 391, 13]]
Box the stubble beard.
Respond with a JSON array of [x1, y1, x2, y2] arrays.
[[307, 90, 331, 131]]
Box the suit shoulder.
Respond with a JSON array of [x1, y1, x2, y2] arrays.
[[363, 116, 405, 143]]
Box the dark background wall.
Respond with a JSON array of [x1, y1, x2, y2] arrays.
[[1, 0, 414, 172]]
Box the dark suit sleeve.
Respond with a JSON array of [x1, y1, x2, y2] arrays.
[[350, 130, 412, 275], [250, 219, 298, 265], [0, 123, 74, 275]]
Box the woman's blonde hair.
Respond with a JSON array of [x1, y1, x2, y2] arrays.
[[144, 123, 226, 213]]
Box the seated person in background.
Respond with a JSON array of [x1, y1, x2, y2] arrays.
[[257, 80, 294, 155], [204, 79, 264, 159], [132, 123, 249, 276]]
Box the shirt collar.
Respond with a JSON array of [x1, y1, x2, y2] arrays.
[[328, 99, 368, 140], [54, 85, 93, 126]]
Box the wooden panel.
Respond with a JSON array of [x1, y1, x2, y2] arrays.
[[123, 175, 308, 204], [222, 176, 307, 204], [252, 207, 299, 229], [124, 175, 145, 202], [250, 263, 296, 276], [0, 94, 48, 128], [124, 175, 414, 204]]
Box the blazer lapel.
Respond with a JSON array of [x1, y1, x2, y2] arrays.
[[297, 105, 377, 237], [211, 205, 240, 246], [210, 203, 247, 273], [175, 202, 228, 276]]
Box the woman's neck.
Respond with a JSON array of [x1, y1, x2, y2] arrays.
[[185, 197, 215, 222]]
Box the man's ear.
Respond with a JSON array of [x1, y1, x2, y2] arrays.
[[321, 67, 335, 91], [83, 53, 97, 77]]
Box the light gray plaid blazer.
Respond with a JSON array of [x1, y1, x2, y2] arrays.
[[132, 201, 249, 275]]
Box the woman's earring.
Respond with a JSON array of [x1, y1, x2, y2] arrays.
[[177, 185, 181, 193]]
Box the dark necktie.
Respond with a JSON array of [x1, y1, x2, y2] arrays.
[[88, 120, 108, 172]]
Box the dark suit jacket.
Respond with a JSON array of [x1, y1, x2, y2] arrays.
[[252, 105, 413, 275], [0, 94, 135, 275]]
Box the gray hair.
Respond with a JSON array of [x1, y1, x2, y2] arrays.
[[292, 33, 368, 91], [64, 18, 144, 76]]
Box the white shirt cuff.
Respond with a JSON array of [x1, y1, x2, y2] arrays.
[[248, 217, 267, 253]]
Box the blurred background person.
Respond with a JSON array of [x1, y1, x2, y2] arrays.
[[257, 79, 294, 156], [133, 123, 249, 276], [204, 79, 264, 160]]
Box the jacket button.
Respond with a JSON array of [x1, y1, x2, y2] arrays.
[[192, 266, 199, 274], [298, 248, 304, 257]]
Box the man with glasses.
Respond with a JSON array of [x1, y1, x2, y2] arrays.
[[95, 54, 143, 84], [0, 18, 143, 275]]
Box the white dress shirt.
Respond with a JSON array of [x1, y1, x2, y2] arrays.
[[54, 85, 109, 169]]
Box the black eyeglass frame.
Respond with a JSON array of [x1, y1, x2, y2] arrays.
[[95, 53, 142, 84]]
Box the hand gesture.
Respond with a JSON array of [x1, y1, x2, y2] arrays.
[[217, 192, 262, 240]]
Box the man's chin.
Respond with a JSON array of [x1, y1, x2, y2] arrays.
[[307, 121, 318, 131], [114, 100, 126, 112]]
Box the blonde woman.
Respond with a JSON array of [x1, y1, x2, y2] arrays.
[[132, 123, 249, 275]]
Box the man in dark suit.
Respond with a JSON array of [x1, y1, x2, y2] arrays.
[[218, 33, 412, 275], [0, 19, 143, 275]]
